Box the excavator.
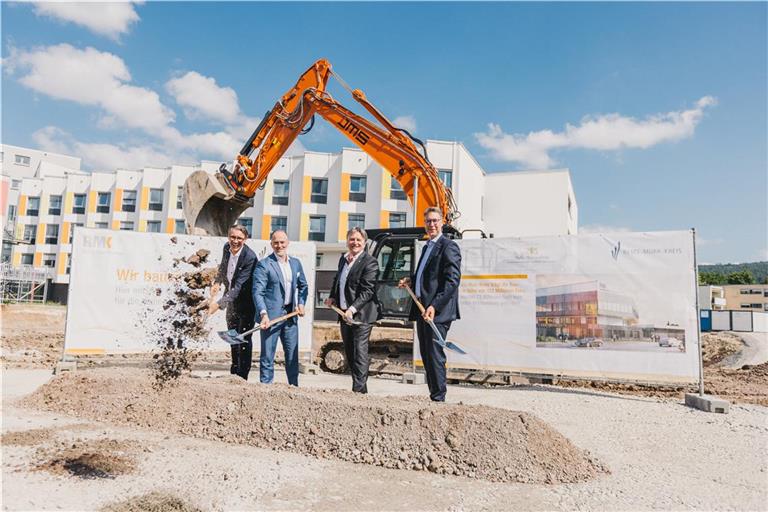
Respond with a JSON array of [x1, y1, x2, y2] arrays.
[[182, 59, 464, 374]]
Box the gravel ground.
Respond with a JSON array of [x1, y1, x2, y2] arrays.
[[2, 368, 766, 511]]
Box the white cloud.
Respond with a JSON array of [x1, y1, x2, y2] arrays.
[[166, 71, 241, 124], [393, 115, 417, 133], [6, 44, 174, 133], [475, 96, 717, 169], [32, 1, 142, 41]]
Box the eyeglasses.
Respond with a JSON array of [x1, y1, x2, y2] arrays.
[[229, 235, 245, 241], [424, 218, 442, 224]]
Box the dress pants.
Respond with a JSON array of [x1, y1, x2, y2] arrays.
[[340, 322, 373, 393], [416, 319, 451, 402], [226, 307, 254, 380], [259, 305, 299, 386]]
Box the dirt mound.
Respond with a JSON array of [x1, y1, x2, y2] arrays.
[[1, 304, 66, 368], [1, 428, 55, 446], [701, 332, 744, 366], [23, 369, 607, 484], [101, 492, 203, 512], [34, 438, 138, 479]]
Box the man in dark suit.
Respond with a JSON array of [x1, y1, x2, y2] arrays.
[[399, 207, 461, 402], [208, 224, 258, 380], [325, 227, 380, 393]]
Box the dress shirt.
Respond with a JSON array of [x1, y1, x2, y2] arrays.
[[226, 247, 242, 284], [277, 256, 293, 306], [339, 251, 363, 312], [415, 234, 442, 298]]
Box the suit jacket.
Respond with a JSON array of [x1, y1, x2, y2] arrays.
[[330, 251, 381, 324], [409, 235, 461, 323], [252, 253, 308, 324], [215, 243, 257, 317]]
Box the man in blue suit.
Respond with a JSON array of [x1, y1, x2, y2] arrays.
[[252, 229, 308, 386]]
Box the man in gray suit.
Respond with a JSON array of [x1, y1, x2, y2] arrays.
[[252, 229, 308, 386]]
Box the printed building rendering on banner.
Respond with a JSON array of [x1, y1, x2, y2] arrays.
[[415, 230, 699, 384]]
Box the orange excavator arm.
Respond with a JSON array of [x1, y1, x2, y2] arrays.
[[182, 59, 457, 236]]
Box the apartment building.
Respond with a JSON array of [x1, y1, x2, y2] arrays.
[[723, 284, 768, 312], [1, 141, 579, 293], [698, 285, 727, 311]]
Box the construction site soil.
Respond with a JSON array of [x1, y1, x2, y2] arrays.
[[22, 369, 607, 484]]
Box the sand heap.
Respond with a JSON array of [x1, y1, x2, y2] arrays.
[[24, 369, 607, 484]]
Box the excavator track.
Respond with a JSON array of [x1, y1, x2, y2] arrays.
[[317, 338, 414, 376]]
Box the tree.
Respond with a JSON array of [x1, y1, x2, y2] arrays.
[[699, 271, 726, 285], [726, 270, 754, 284]]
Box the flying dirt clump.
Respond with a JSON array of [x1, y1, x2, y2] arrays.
[[25, 369, 609, 484]]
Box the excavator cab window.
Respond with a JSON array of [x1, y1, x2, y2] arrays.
[[374, 237, 414, 320]]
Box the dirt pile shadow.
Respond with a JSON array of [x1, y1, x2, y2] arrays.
[[24, 369, 608, 484], [34, 438, 138, 480], [101, 491, 203, 512]]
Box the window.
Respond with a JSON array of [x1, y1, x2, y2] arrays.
[[66, 255, 71, 274], [45, 224, 59, 244], [70, 223, 83, 244], [122, 190, 137, 212], [147, 221, 162, 233], [390, 176, 406, 200], [348, 213, 365, 230], [23, 224, 37, 243], [21, 253, 34, 265], [95, 222, 109, 229], [1, 242, 11, 263], [11, 179, 21, 190], [176, 186, 183, 209], [273, 180, 289, 205], [96, 192, 111, 213], [120, 221, 134, 231], [438, 169, 453, 189], [73, 194, 86, 214], [175, 220, 186, 234], [8, 205, 16, 223], [316, 253, 323, 267], [48, 195, 62, 215], [308, 215, 326, 241], [15, 154, 31, 166], [389, 212, 407, 229], [42, 253, 56, 268], [27, 197, 40, 216], [271, 216, 287, 234], [238, 217, 253, 236], [149, 188, 164, 211], [349, 176, 367, 202], [310, 178, 328, 204]]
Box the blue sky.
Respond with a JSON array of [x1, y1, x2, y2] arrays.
[[2, 2, 766, 264]]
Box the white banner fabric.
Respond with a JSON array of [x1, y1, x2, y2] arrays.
[[64, 229, 316, 355]]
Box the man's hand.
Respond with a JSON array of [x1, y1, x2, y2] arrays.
[[324, 297, 335, 307], [344, 308, 355, 323], [423, 305, 435, 322], [398, 277, 411, 289], [207, 301, 220, 316], [211, 283, 221, 297], [260, 313, 270, 330], [297, 304, 305, 317]]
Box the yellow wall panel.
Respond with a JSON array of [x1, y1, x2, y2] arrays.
[[12, 252, 21, 266], [381, 171, 391, 199], [41, 195, 49, 214], [338, 212, 348, 242], [140, 187, 149, 210], [165, 219, 175, 234], [88, 191, 97, 213], [138, 220, 147, 232], [111, 220, 120, 230], [261, 215, 271, 240], [380, 210, 388, 228], [300, 213, 309, 240], [61, 223, 71, 245], [340, 173, 350, 202], [64, 192, 74, 214], [302, 176, 311, 203], [113, 188, 123, 212], [33, 252, 42, 267], [57, 253, 68, 275], [36, 223, 45, 244], [18, 196, 27, 216]]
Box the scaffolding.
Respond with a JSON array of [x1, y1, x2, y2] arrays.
[[1, 263, 50, 303]]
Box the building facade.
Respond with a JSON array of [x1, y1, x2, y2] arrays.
[[722, 284, 768, 312], [1, 141, 579, 290]]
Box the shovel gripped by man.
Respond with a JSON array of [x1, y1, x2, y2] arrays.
[[328, 304, 363, 326], [217, 311, 300, 345], [402, 284, 467, 355]]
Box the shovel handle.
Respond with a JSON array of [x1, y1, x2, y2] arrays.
[[403, 284, 427, 315], [268, 310, 300, 327]]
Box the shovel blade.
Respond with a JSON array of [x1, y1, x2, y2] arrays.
[[217, 328, 245, 345], [446, 341, 468, 355]]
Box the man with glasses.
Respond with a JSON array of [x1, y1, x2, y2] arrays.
[[399, 207, 461, 402], [209, 224, 258, 380]]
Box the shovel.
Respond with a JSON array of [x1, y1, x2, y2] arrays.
[[217, 311, 300, 345], [402, 284, 467, 355], [329, 304, 363, 326]]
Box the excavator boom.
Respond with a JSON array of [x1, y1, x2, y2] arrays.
[[183, 59, 456, 236]]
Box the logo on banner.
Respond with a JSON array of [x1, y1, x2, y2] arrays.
[[82, 235, 112, 250], [611, 241, 621, 261]]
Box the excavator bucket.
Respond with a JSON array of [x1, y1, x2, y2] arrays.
[[182, 170, 252, 236]]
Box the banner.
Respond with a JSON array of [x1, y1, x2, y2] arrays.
[[65, 229, 316, 355], [414, 230, 700, 384]]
